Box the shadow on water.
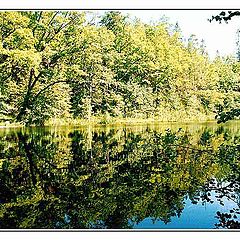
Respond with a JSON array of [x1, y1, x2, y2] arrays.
[[0, 121, 240, 229]]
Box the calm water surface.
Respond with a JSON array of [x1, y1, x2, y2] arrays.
[[0, 121, 240, 229]]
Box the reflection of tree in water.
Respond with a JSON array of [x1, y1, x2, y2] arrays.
[[0, 126, 240, 229], [192, 129, 240, 229]]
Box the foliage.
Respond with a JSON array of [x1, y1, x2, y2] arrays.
[[209, 11, 240, 23], [209, 11, 240, 123], [0, 11, 240, 125]]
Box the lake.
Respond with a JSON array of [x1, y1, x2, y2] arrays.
[[0, 121, 240, 229]]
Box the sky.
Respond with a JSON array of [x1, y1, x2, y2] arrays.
[[119, 10, 240, 59]]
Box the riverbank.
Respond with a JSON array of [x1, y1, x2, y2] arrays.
[[0, 122, 23, 128], [0, 115, 217, 128]]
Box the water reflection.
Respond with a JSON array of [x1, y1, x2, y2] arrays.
[[0, 122, 240, 229]]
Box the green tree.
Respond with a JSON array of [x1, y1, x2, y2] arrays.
[[0, 11, 84, 125], [210, 11, 240, 122]]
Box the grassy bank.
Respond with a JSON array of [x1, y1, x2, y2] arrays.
[[0, 113, 217, 128], [41, 110, 218, 127], [0, 122, 23, 128]]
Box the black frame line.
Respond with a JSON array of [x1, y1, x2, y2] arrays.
[[0, 8, 239, 10]]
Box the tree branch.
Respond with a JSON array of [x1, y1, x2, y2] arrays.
[[33, 80, 67, 101], [35, 11, 60, 51], [209, 11, 240, 23], [44, 13, 82, 47], [30, 71, 42, 90]]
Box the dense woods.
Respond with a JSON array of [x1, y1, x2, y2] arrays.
[[0, 11, 240, 126]]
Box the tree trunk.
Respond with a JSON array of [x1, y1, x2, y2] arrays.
[[16, 93, 31, 122]]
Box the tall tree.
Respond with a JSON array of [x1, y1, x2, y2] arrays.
[[209, 11, 240, 122], [0, 11, 84, 125]]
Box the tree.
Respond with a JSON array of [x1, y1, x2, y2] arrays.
[[0, 11, 85, 125], [209, 11, 240, 123], [69, 25, 117, 120], [1, 10, 239, 125]]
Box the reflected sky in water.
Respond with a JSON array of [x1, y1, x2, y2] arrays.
[[134, 193, 239, 229]]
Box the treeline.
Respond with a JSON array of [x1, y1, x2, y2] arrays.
[[0, 11, 240, 126]]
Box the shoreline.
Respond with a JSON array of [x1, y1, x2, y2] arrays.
[[0, 118, 222, 129]]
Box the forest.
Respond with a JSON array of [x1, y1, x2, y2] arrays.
[[0, 11, 240, 126]]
